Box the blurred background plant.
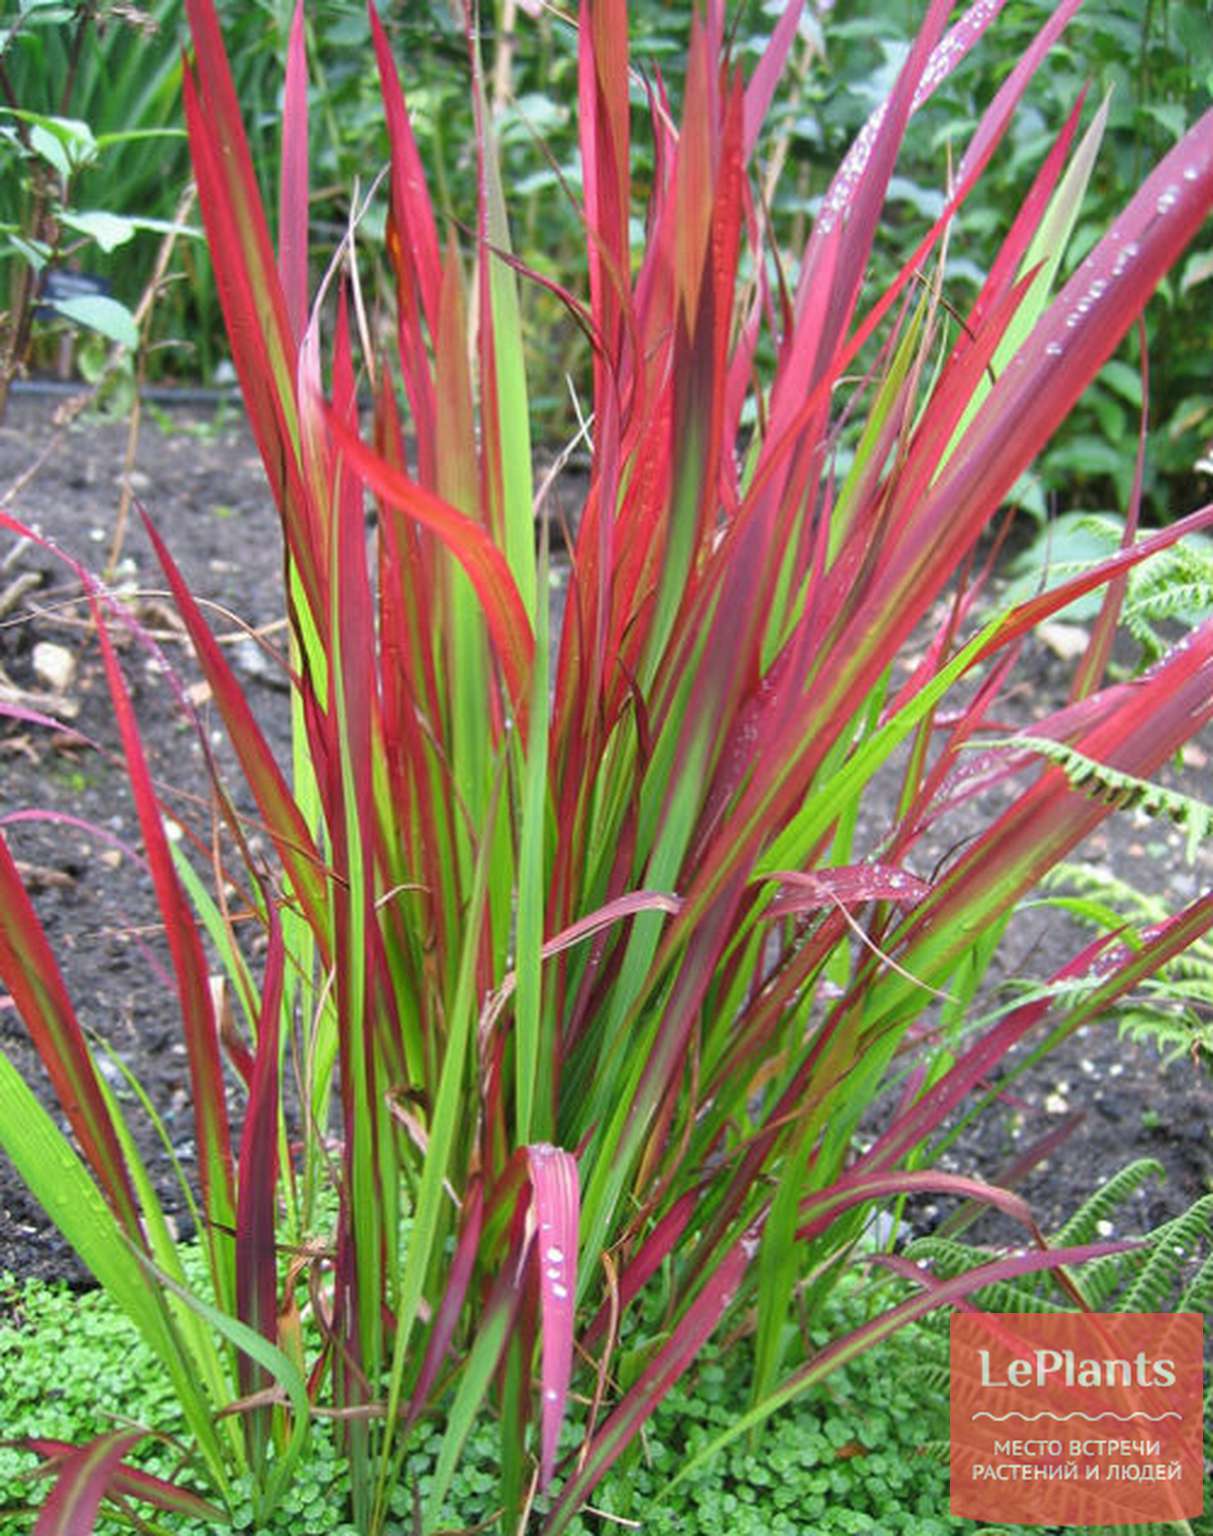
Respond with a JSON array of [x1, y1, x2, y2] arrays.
[[0, 0, 196, 413], [4, 0, 1211, 520], [786, 0, 1213, 521]]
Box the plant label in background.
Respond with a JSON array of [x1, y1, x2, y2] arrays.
[[949, 1313, 1204, 1525]]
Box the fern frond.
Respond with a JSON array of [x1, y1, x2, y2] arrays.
[[1071, 513, 1126, 541], [888, 1168, 1212, 1536], [900, 1236, 991, 1282], [904, 1363, 951, 1395], [1124, 577, 1213, 660], [1075, 1244, 1154, 1309], [1041, 862, 1172, 920], [1118, 1003, 1213, 1065], [1034, 862, 1213, 1062], [1178, 1248, 1213, 1313], [1158, 952, 1213, 985], [1052, 1158, 1166, 1246], [897, 1165, 1208, 1316], [964, 1278, 1074, 1313], [1121, 1195, 1213, 1312], [1122, 534, 1213, 662], [992, 736, 1213, 863]]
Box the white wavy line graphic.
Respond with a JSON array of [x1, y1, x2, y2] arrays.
[[971, 1411, 1182, 1423]]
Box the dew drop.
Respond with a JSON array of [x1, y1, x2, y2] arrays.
[[546, 1246, 564, 1265], [1156, 184, 1180, 214], [1183, 165, 1200, 182], [545, 1388, 558, 1403], [551, 1281, 568, 1299], [1045, 340, 1063, 357]]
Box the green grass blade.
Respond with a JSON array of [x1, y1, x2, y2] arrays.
[[374, 759, 504, 1521], [0, 1050, 236, 1496], [516, 524, 552, 1142]]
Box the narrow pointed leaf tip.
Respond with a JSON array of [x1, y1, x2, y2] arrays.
[[32, 1429, 145, 1536], [527, 1143, 579, 1489], [20, 1439, 227, 1524]]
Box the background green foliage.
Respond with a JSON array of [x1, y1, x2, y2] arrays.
[[811, 0, 1213, 518], [4, 0, 1212, 516]]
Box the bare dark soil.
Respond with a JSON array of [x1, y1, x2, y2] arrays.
[[0, 391, 1210, 1292]]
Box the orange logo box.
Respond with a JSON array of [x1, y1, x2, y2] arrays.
[[951, 1312, 1204, 1526]]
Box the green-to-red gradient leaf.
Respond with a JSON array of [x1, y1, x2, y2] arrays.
[[0, 826, 142, 1238], [325, 408, 534, 724], [140, 510, 331, 959], [31, 1429, 146, 1536], [85, 579, 236, 1251], [20, 1438, 227, 1525]]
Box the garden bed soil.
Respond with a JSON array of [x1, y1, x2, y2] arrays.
[[0, 390, 1210, 1291]]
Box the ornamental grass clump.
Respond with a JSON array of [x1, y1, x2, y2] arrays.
[[2, 1, 1213, 1530]]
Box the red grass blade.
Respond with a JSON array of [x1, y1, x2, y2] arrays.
[[140, 510, 331, 960], [401, 1177, 485, 1427], [885, 617, 1213, 1003], [0, 830, 142, 1237], [324, 407, 534, 726], [544, 1235, 752, 1530], [527, 1144, 579, 1489], [582, 1189, 696, 1349], [767, 864, 929, 916], [235, 906, 285, 1423], [743, 2, 805, 159], [578, 0, 630, 349], [795, 1168, 1050, 1248], [278, 0, 309, 344], [20, 1439, 227, 1523], [31, 1430, 145, 1536], [896, 109, 1213, 577], [369, 1, 441, 481], [368, 0, 441, 342], [183, 0, 323, 621], [1071, 319, 1149, 701], [86, 582, 235, 1248], [763, 0, 954, 472], [660, 1240, 1141, 1497]]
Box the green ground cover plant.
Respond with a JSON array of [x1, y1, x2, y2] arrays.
[[3, 1162, 1207, 1532], [0, 1256, 982, 1533], [1, 0, 1213, 1531]]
